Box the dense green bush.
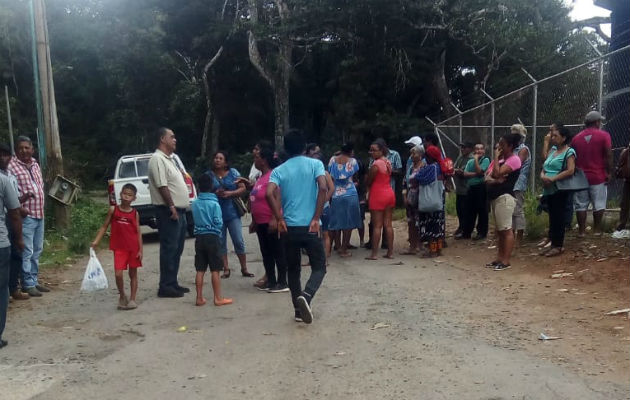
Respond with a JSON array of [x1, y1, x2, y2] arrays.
[[68, 198, 109, 254], [445, 192, 457, 216], [524, 191, 547, 240]]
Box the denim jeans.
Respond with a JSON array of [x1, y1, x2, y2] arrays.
[[255, 224, 288, 287], [220, 217, 246, 255], [283, 227, 326, 309], [0, 246, 12, 340], [156, 207, 187, 291], [22, 217, 44, 289]]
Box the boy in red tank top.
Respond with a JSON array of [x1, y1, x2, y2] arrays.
[[91, 184, 143, 310]]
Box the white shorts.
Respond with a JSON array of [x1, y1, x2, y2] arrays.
[[491, 194, 516, 232], [574, 183, 607, 212]]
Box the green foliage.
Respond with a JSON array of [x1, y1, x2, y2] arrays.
[[0, 0, 600, 188], [67, 198, 108, 254], [392, 207, 406, 221], [524, 191, 547, 240], [445, 192, 457, 216]]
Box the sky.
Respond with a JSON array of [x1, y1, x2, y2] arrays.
[[567, 0, 612, 36]]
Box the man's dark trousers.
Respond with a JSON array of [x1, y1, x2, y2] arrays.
[[283, 227, 326, 308], [156, 206, 187, 291], [455, 194, 468, 233], [463, 184, 488, 237]]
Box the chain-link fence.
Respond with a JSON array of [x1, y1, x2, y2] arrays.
[[433, 44, 630, 202]]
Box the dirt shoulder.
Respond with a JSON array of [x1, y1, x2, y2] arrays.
[[0, 219, 627, 399]]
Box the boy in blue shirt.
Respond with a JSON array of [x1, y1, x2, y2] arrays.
[[192, 174, 232, 307], [267, 129, 328, 324]]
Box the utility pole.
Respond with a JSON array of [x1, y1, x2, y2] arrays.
[[31, 0, 68, 228]]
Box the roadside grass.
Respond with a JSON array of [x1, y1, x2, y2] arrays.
[[445, 192, 456, 216], [524, 191, 547, 240], [393, 207, 406, 221], [41, 197, 108, 268]]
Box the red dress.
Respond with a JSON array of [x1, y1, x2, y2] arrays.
[[368, 158, 395, 210]]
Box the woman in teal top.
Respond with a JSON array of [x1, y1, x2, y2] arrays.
[[540, 124, 576, 257]]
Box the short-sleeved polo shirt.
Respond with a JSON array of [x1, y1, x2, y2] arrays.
[[148, 149, 190, 209]]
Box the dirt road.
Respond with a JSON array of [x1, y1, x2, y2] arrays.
[[1, 219, 628, 399]]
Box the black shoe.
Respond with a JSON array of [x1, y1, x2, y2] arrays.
[[454, 233, 470, 240], [157, 288, 184, 298], [268, 284, 289, 293], [296, 295, 313, 324], [493, 263, 511, 271], [257, 284, 271, 292], [472, 235, 486, 241], [0, 339, 7, 349], [174, 285, 190, 293], [294, 310, 303, 322]]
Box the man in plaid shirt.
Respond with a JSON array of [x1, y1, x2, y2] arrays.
[[8, 136, 49, 297]]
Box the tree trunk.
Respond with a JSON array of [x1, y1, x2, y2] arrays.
[[273, 42, 292, 149], [247, 0, 293, 150], [431, 48, 454, 116], [33, 0, 68, 228], [200, 47, 223, 158]]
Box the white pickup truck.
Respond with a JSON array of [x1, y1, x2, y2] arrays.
[[107, 153, 197, 236]]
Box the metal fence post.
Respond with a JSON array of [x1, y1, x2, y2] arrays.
[[586, 39, 604, 112], [481, 89, 495, 151], [522, 69, 538, 192], [450, 102, 463, 143]]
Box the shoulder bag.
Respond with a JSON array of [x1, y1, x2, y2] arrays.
[[418, 165, 444, 213], [555, 148, 589, 192], [210, 170, 248, 217]]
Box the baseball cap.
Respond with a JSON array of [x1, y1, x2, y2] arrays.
[[404, 136, 423, 147], [0, 143, 11, 154], [510, 124, 527, 138], [584, 110, 604, 123]]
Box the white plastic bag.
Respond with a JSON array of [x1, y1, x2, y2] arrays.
[[81, 248, 109, 292]]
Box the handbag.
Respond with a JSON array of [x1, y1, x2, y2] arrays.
[[232, 197, 248, 217], [418, 166, 444, 212], [210, 170, 248, 217], [555, 148, 589, 192]]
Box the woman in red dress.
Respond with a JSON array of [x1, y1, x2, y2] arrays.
[[366, 141, 395, 260]]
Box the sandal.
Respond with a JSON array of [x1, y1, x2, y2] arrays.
[[241, 270, 255, 277], [221, 269, 231, 279]]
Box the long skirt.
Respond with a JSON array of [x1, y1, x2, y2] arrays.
[[417, 210, 445, 242]]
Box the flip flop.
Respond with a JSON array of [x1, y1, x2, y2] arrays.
[[365, 256, 378, 260]]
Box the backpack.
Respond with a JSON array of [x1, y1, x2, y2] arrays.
[[439, 157, 455, 177]]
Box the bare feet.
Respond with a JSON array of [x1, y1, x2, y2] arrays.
[[196, 297, 207, 306], [339, 251, 352, 258], [214, 298, 233, 306], [383, 253, 394, 259]]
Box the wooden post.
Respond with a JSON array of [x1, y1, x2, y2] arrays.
[[32, 0, 68, 228]]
